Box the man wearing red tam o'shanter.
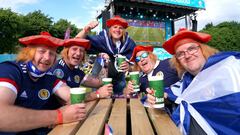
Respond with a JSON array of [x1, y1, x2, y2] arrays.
[[45, 38, 113, 110], [147, 28, 240, 135], [0, 32, 87, 134], [75, 15, 136, 96]]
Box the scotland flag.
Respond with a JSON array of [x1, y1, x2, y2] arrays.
[[168, 52, 240, 135], [104, 123, 113, 135]]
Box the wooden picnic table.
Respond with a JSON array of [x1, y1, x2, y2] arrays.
[[48, 98, 181, 135]]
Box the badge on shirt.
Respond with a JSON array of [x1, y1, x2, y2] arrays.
[[74, 75, 80, 83], [53, 69, 64, 79], [156, 71, 164, 78], [38, 89, 50, 100]]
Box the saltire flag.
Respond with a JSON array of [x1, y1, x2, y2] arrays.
[[64, 27, 71, 39], [104, 123, 113, 135], [96, 57, 104, 67], [168, 52, 240, 135]]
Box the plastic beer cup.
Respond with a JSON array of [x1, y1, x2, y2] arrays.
[[129, 71, 140, 92], [102, 78, 112, 85], [148, 76, 164, 108], [117, 55, 126, 72], [70, 87, 86, 104]]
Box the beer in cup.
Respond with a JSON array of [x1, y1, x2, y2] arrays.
[[117, 55, 126, 72], [102, 78, 112, 85], [129, 71, 140, 92], [148, 76, 164, 108], [70, 87, 86, 104]]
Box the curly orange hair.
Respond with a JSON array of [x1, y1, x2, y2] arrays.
[[16, 47, 36, 62]]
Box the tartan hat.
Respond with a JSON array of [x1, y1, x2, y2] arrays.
[[19, 31, 64, 47], [106, 15, 128, 29], [63, 38, 91, 50], [162, 28, 211, 55], [130, 45, 153, 62]]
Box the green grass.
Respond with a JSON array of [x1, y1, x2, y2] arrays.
[[127, 26, 165, 46]]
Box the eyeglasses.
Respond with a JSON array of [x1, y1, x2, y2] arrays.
[[135, 52, 149, 62], [175, 45, 200, 59]]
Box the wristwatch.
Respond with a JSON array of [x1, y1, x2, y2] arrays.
[[96, 90, 100, 98]]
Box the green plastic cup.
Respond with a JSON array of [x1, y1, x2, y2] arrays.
[[117, 55, 126, 72], [129, 71, 140, 92], [70, 87, 86, 104], [102, 78, 112, 85], [148, 76, 164, 108]]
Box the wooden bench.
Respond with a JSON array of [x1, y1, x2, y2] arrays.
[[48, 98, 181, 135]]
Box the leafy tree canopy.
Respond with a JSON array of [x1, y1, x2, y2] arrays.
[[201, 21, 240, 52]]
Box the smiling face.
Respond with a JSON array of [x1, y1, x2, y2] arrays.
[[136, 51, 155, 74], [65, 45, 85, 68], [175, 42, 206, 76], [109, 24, 124, 42], [32, 46, 57, 72]]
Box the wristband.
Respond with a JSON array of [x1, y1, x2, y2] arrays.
[[96, 90, 100, 98], [56, 109, 63, 124]]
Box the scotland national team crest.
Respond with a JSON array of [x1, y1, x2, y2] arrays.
[[156, 71, 164, 78], [38, 89, 50, 100], [74, 75, 80, 83], [53, 69, 64, 79]]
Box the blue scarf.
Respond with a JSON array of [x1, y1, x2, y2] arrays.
[[27, 61, 48, 78]]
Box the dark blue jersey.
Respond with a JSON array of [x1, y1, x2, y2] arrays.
[[0, 61, 64, 109], [140, 59, 179, 93], [50, 59, 86, 88]]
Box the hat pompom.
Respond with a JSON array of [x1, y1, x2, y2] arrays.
[[40, 31, 51, 36]]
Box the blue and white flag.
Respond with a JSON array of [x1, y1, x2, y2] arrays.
[[170, 52, 240, 135], [104, 123, 113, 135]]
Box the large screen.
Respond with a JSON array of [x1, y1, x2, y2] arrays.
[[126, 19, 166, 47], [148, 0, 205, 9]]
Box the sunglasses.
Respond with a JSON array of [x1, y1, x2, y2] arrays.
[[135, 52, 149, 62]]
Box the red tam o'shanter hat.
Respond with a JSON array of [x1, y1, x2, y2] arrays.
[[130, 45, 153, 62], [162, 28, 212, 55], [19, 31, 64, 47], [63, 38, 91, 50], [106, 15, 128, 29]]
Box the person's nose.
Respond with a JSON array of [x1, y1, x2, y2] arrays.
[[184, 51, 192, 58], [75, 49, 81, 56], [116, 27, 122, 32], [43, 52, 51, 60]]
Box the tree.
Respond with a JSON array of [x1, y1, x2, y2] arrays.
[[201, 21, 240, 51], [21, 10, 53, 37], [203, 22, 213, 30], [0, 8, 97, 54], [0, 8, 22, 53], [50, 19, 79, 39]]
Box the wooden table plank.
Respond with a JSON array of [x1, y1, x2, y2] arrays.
[[48, 100, 98, 135], [147, 108, 181, 135], [75, 99, 112, 135], [108, 99, 127, 135], [130, 99, 154, 135]]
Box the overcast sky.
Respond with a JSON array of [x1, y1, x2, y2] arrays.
[[0, 0, 240, 31]]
